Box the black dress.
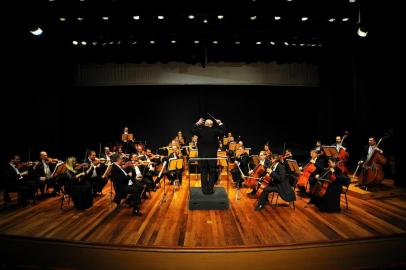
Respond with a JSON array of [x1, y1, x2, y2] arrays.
[[60, 170, 93, 210]]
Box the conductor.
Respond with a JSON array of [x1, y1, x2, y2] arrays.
[[191, 117, 226, 194]]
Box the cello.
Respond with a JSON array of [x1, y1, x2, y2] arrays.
[[297, 160, 316, 188], [311, 168, 337, 198], [357, 134, 389, 186], [337, 131, 350, 174], [244, 164, 265, 188]]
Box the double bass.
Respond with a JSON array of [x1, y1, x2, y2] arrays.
[[357, 134, 389, 186], [337, 131, 350, 174]]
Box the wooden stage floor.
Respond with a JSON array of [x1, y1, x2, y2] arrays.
[[1, 176, 406, 249]]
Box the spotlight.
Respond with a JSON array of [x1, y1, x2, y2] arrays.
[[301, 17, 308, 21], [256, 41, 261, 45], [188, 15, 195, 19], [150, 40, 155, 44], [203, 19, 208, 23], [274, 16, 281, 20], [102, 16, 109, 20], [133, 15, 140, 20], [59, 17, 66, 22], [77, 17, 84, 21], [171, 40, 176, 44], [217, 15, 224, 19], [284, 42, 289, 46], [194, 40, 200, 44], [342, 17, 349, 22], [72, 40, 79, 45], [213, 40, 219, 44], [357, 27, 368, 37], [250, 16, 257, 20], [270, 41, 276, 45], [328, 18, 335, 22], [30, 27, 43, 36], [235, 41, 241, 44], [81, 41, 87, 45], [157, 15, 165, 20]]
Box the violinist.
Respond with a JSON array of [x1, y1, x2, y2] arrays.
[[2, 154, 35, 205], [154, 145, 184, 186], [247, 151, 271, 197], [126, 154, 154, 197], [309, 157, 349, 212], [255, 154, 296, 211], [58, 157, 93, 210], [189, 135, 198, 150], [297, 150, 324, 196], [100, 146, 112, 165], [264, 143, 272, 159], [84, 150, 107, 196], [110, 154, 144, 216], [176, 131, 186, 146], [231, 145, 250, 188], [34, 151, 59, 197]]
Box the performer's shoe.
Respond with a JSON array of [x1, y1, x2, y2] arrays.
[[255, 204, 265, 211], [133, 209, 143, 216]]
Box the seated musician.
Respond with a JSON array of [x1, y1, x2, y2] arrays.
[[33, 151, 59, 197], [231, 145, 250, 187], [247, 151, 271, 196], [297, 149, 324, 196], [110, 154, 144, 216], [83, 150, 107, 196], [100, 146, 112, 165], [154, 146, 183, 186], [189, 135, 198, 150], [255, 154, 296, 211], [309, 157, 350, 212], [176, 131, 186, 146], [2, 154, 35, 205], [281, 149, 297, 186], [264, 143, 272, 159], [58, 157, 93, 210], [126, 154, 154, 198]]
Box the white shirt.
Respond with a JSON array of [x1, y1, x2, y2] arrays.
[[10, 163, 23, 180], [43, 161, 51, 178]]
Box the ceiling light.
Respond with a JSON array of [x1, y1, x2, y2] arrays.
[[217, 15, 224, 19], [133, 15, 140, 20], [194, 40, 199, 44], [92, 42, 98, 45], [171, 40, 176, 43], [102, 16, 109, 20], [270, 41, 276, 45], [77, 17, 84, 21], [213, 40, 219, 44], [59, 17, 66, 22], [284, 42, 289, 46], [150, 40, 155, 44], [256, 41, 261, 45], [72, 41, 78, 45], [203, 19, 208, 23], [349, 0, 356, 2], [157, 15, 164, 20], [132, 41, 138, 45], [328, 18, 335, 22], [274, 16, 281, 20], [342, 17, 349, 22], [301, 17, 308, 21], [235, 41, 241, 44], [30, 27, 43, 36], [250, 16, 257, 20], [188, 15, 195, 19], [81, 41, 87, 45], [300, 43, 305, 46]]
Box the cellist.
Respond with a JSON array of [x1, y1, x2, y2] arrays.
[[231, 145, 250, 188], [247, 151, 271, 197], [297, 150, 324, 196]]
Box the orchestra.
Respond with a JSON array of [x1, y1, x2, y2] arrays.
[[1, 122, 392, 216]]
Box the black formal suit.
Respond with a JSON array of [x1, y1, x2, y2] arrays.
[[191, 123, 226, 194], [361, 145, 383, 162], [85, 163, 107, 194], [60, 169, 93, 210], [248, 158, 271, 195], [2, 164, 34, 204], [33, 161, 58, 193], [307, 157, 326, 190], [110, 163, 144, 210], [258, 162, 296, 206], [310, 167, 350, 212]]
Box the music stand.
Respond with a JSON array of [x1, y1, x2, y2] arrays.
[[286, 159, 301, 174], [158, 161, 168, 205], [229, 142, 237, 151], [250, 155, 259, 166], [223, 137, 229, 146], [322, 146, 339, 158], [51, 162, 66, 178], [121, 133, 133, 141]]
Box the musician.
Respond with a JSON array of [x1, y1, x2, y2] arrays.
[[247, 151, 271, 196], [315, 140, 322, 152], [100, 146, 112, 165], [190, 135, 198, 149], [34, 151, 58, 197], [255, 154, 296, 211], [297, 150, 324, 196], [84, 150, 107, 196], [2, 154, 34, 205], [334, 136, 347, 153], [176, 131, 186, 146], [360, 136, 384, 163], [310, 157, 350, 212], [110, 154, 144, 216], [191, 117, 226, 194], [231, 145, 250, 188], [154, 146, 183, 186], [58, 157, 93, 210], [264, 143, 272, 158], [127, 154, 154, 197]]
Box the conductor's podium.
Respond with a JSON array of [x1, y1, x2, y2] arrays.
[[189, 187, 229, 210]]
